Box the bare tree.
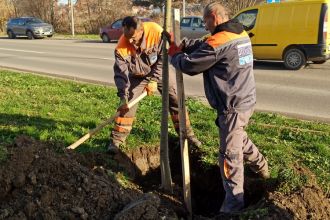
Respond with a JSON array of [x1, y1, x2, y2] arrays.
[[220, 0, 263, 16], [1, 0, 263, 34], [0, 0, 16, 32], [75, 0, 132, 33]]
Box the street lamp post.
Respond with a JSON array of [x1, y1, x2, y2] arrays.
[[70, 0, 75, 37]]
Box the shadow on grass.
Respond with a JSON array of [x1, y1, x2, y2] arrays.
[[0, 112, 104, 148]]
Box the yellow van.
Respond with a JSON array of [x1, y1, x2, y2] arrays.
[[235, 0, 330, 70]]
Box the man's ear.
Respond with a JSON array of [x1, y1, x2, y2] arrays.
[[210, 12, 217, 21], [212, 13, 222, 25]]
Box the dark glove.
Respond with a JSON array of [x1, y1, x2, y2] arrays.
[[117, 97, 129, 115], [162, 31, 174, 44], [168, 43, 182, 57]]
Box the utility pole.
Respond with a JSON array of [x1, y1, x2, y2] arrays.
[[50, 0, 54, 26], [70, 0, 75, 37], [183, 0, 186, 17]]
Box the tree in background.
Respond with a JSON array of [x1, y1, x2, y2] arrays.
[[0, 0, 263, 34], [0, 0, 16, 32], [75, 0, 132, 34], [221, 0, 263, 16]]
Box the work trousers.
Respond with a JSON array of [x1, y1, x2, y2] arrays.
[[111, 71, 195, 144], [217, 108, 268, 213]]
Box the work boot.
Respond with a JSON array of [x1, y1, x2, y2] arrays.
[[257, 168, 270, 179], [187, 135, 202, 148], [107, 141, 121, 155]]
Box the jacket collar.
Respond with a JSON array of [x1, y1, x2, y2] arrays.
[[212, 19, 244, 35]]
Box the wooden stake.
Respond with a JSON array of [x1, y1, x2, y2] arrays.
[[172, 8, 192, 218]]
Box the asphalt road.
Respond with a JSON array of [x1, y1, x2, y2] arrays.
[[1, 38, 330, 122]]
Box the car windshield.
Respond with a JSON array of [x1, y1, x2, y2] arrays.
[[26, 18, 44, 24]]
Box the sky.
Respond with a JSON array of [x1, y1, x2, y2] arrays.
[[58, 0, 77, 5]]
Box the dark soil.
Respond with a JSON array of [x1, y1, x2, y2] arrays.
[[0, 136, 177, 220], [1, 135, 329, 220]]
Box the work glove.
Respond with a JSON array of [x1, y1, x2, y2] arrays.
[[145, 80, 157, 96], [117, 97, 129, 115], [168, 42, 182, 57], [162, 31, 174, 44]]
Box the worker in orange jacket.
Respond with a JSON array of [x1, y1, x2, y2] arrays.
[[108, 16, 201, 153]]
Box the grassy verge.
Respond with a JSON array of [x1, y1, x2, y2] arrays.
[[52, 33, 100, 40], [0, 70, 329, 195], [0, 32, 100, 40]]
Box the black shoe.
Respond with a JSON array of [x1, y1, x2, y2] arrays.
[[107, 142, 120, 154], [257, 169, 270, 179]]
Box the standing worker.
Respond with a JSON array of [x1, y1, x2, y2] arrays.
[[168, 2, 269, 214], [108, 16, 201, 153]]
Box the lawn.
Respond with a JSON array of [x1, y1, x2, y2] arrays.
[[0, 69, 329, 195], [52, 33, 100, 40]]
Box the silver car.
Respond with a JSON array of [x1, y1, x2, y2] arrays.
[[6, 17, 54, 40], [180, 16, 209, 39]]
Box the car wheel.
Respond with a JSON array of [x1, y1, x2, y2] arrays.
[[7, 30, 16, 39], [102, 34, 110, 43], [284, 48, 306, 70], [312, 60, 326, 64], [27, 31, 35, 40]]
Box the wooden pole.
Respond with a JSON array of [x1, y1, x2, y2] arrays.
[[172, 8, 192, 218], [160, 0, 173, 193]]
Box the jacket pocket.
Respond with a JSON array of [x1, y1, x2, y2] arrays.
[[129, 55, 151, 78]]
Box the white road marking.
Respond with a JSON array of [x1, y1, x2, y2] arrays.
[[0, 47, 46, 54], [0, 47, 115, 61], [100, 57, 115, 61]]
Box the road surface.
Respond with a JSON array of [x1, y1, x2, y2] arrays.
[[0, 38, 329, 122]]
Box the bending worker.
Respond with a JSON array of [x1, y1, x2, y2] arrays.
[[108, 16, 201, 153], [168, 2, 269, 214]]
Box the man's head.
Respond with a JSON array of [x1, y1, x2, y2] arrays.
[[203, 2, 229, 33], [122, 16, 144, 46]]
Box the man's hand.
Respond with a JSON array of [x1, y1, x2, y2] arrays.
[[168, 43, 182, 57], [162, 31, 174, 44], [118, 97, 129, 115], [145, 80, 157, 96]]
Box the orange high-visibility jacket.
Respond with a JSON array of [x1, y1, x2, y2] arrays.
[[113, 22, 164, 99]]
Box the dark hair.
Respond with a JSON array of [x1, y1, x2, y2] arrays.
[[122, 16, 142, 30]]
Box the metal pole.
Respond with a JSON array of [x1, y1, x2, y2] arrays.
[[70, 0, 75, 37], [160, 0, 173, 193], [183, 0, 186, 17]]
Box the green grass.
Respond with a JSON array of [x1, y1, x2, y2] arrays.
[[0, 32, 100, 40], [0, 70, 329, 195], [52, 33, 100, 40]]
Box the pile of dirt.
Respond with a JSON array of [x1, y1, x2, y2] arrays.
[[267, 166, 330, 220], [0, 136, 177, 220], [1, 135, 329, 220]]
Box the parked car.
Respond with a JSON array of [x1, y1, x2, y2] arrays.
[[180, 16, 208, 39], [100, 17, 151, 43], [6, 17, 54, 40]]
